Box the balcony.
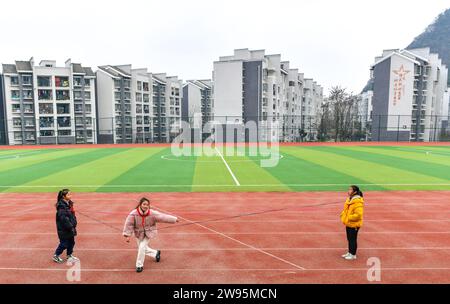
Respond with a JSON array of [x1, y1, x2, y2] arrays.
[[55, 76, 70, 88]]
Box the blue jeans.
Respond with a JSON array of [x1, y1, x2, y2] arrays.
[[54, 237, 75, 256]]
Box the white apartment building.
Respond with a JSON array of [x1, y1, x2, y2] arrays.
[[358, 90, 373, 130], [1, 58, 96, 145], [301, 79, 323, 140], [213, 49, 320, 142], [182, 79, 213, 130], [152, 73, 182, 143], [371, 48, 448, 141], [96, 66, 182, 143]]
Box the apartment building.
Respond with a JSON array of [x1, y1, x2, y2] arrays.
[[96, 65, 182, 143], [152, 73, 183, 143], [182, 79, 212, 127], [0, 58, 96, 145], [132, 68, 154, 143], [358, 90, 373, 130], [96, 65, 134, 143], [301, 79, 323, 141], [213, 49, 317, 142], [371, 48, 448, 141]]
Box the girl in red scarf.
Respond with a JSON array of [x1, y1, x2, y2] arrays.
[[123, 197, 178, 272]]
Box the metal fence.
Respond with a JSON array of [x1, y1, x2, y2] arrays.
[[0, 115, 449, 145]]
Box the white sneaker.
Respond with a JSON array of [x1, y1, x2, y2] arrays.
[[344, 254, 357, 260], [341, 252, 351, 258], [67, 254, 79, 262]]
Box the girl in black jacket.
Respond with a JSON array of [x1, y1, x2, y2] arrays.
[[53, 189, 78, 263]]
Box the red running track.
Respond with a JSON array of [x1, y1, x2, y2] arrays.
[[0, 191, 449, 284]]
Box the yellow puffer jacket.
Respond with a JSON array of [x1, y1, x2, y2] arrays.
[[340, 195, 364, 228]]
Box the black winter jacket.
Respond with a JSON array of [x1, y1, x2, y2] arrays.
[[56, 200, 77, 240]]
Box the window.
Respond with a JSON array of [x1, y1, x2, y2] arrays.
[[40, 130, 54, 137], [23, 104, 34, 113], [85, 104, 92, 113], [115, 92, 121, 100], [39, 117, 54, 128], [74, 77, 83, 87], [136, 105, 142, 113], [22, 90, 33, 99], [10, 76, 19, 85], [13, 118, 22, 127], [55, 76, 69, 87], [14, 132, 22, 140], [21, 75, 32, 85], [57, 117, 71, 128], [56, 90, 70, 101], [39, 103, 54, 114], [137, 81, 142, 91], [136, 93, 143, 102], [123, 79, 131, 89], [84, 92, 91, 100], [37, 76, 51, 87], [84, 79, 90, 88], [38, 90, 52, 100], [58, 130, 71, 136], [144, 105, 149, 114], [74, 91, 82, 100], [143, 94, 149, 103], [25, 132, 35, 140], [57, 104, 70, 114], [143, 82, 149, 92], [75, 104, 83, 112], [24, 118, 35, 127], [114, 79, 121, 88], [11, 90, 20, 100]]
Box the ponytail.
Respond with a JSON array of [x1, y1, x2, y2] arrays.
[[350, 185, 363, 198], [56, 189, 70, 208]]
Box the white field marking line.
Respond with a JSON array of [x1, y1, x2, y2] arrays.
[[0, 151, 43, 160], [0, 267, 450, 273], [2, 231, 450, 235], [214, 147, 240, 186], [160, 154, 284, 163], [156, 206, 305, 271], [1, 183, 450, 188], [1, 247, 450, 252]]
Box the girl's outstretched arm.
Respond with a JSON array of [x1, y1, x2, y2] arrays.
[[153, 210, 178, 224]]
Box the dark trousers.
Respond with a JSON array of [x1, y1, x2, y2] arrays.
[[54, 237, 75, 256], [346, 227, 359, 255]]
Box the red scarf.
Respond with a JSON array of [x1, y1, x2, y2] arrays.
[[136, 207, 150, 228]]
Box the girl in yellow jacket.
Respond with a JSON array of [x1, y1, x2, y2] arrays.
[[340, 185, 364, 260]]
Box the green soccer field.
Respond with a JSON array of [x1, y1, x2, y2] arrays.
[[0, 145, 449, 193]]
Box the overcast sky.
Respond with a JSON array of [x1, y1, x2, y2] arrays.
[[1, 0, 449, 94]]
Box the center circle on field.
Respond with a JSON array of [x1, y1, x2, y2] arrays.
[[160, 154, 284, 162]]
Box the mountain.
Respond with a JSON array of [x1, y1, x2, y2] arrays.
[[407, 8, 450, 85], [362, 8, 450, 93]]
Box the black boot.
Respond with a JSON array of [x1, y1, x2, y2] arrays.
[[136, 267, 143, 273], [155, 250, 161, 262]]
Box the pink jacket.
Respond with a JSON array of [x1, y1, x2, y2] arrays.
[[123, 208, 177, 241]]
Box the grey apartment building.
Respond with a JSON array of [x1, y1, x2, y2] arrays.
[[213, 49, 323, 142], [0, 58, 97, 145], [96, 65, 182, 144]]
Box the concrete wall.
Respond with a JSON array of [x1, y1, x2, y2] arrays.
[[213, 60, 243, 123]]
